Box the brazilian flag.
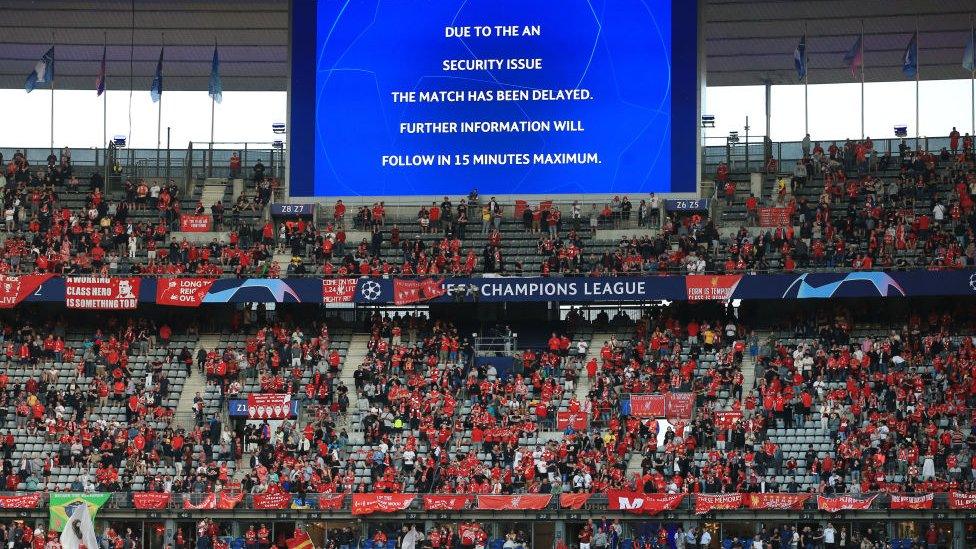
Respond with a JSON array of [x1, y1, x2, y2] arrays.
[[49, 494, 111, 532]]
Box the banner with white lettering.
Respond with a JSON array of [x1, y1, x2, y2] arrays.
[[606, 490, 684, 515], [246, 394, 293, 420], [322, 278, 357, 303], [0, 274, 54, 308], [155, 278, 217, 307], [65, 277, 140, 309]]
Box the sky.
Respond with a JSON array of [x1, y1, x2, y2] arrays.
[[0, 78, 973, 149], [0, 89, 287, 150], [703, 78, 976, 146]]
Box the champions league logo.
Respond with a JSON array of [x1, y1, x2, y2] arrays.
[[359, 280, 382, 301], [782, 272, 906, 299]]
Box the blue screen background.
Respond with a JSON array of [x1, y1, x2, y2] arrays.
[[309, 0, 682, 197]]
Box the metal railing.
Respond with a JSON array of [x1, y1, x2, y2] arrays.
[[702, 134, 959, 175]]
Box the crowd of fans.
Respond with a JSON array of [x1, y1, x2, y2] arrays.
[[714, 132, 976, 274]]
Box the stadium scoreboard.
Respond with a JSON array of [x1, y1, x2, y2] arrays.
[[289, 0, 700, 198]]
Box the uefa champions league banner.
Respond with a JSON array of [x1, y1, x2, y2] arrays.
[[3, 269, 976, 305], [353, 276, 687, 304]]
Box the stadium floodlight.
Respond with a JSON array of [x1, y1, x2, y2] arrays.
[[112, 135, 127, 148], [727, 131, 740, 144], [894, 125, 908, 137], [272, 140, 285, 149], [272, 122, 286, 134], [701, 115, 715, 128]]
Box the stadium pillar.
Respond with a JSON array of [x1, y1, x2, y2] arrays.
[[163, 520, 175, 547], [764, 80, 771, 165]]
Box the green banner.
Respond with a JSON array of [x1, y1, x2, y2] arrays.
[[49, 493, 111, 531]]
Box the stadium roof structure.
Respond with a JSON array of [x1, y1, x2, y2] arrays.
[[0, 0, 974, 91]]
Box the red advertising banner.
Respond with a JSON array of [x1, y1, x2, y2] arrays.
[[630, 395, 665, 417], [714, 411, 743, 429], [393, 277, 447, 305], [317, 494, 346, 510], [685, 275, 744, 301], [253, 490, 292, 509], [422, 495, 473, 511], [0, 493, 42, 509], [949, 492, 976, 509], [607, 490, 685, 515], [890, 493, 934, 510], [155, 278, 216, 307], [183, 493, 217, 510], [759, 207, 791, 228], [246, 394, 293, 420], [817, 495, 877, 513], [0, 274, 53, 309], [556, 411, 588, 431], [65, 277, 140, 309], [351, 493, 415, 515], [559, 493, 592, 510], [745, 493, 810, 510], [322, 278, 357, 304], [132, 492, 172, 509], [629, 393, 694, 419], [665, 393, 694, 419], [179, 215, 213, 232], [694, 493, 742, 514], [477, 495, 552, 511]]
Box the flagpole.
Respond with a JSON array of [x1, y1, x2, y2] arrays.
[[102, 32, 107, 154], [209, 37, 216, 178], [50, 31, 55, 153], [157, 33, 164, 176], [803, 23, 808, 137], [971, 15, 975, 135], [915, 18, 920, 150], [860, 19, 865, 140]]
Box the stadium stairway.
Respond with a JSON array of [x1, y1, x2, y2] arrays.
[[575, 331, 615, 402], [174, 333, 222, 430], [740, 351, 757, 406], [339, 332, 372, 431], [201, 178, 230, 206]]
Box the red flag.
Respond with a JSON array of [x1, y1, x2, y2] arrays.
[[629, 395, 666, 417], [253, 490, 292, 509], [246, 394, 293, 420], [0, 274, 53, 308], [745, 493, 810, 510], [949, 491, 976, 509], [685, 274, 743, 300], [286, 530, 313, 549], [217, 492, 243, 509], [0, 493, 42, 508], [422, 495, 472, 511], [607, 490, 684, 515], [132, 492, 171, 509], [155, 277, 216, 307], [890, 493, 933, 510], [183, 493, 217, 509], [476, 495, 551, 510], [393, 279, 422, 305], [559, 493, 592, 509], [65, 277, 140, 309], [419, 277, 446, 300], [351, 493, 414, 515], [817, 494, 877, 513], [179, 214, 213, 232], [694, 493, 742, 514], [556, 412, 588, 431], [317, 494, 345, 510]]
